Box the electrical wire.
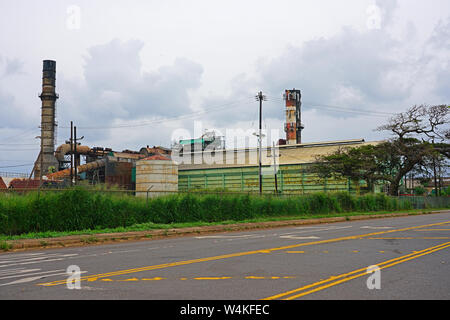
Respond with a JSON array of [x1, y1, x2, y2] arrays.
[[0, 163, 34, 168], [264, 95, 396, 118], [59, 96, 256, 130], [0, 127, 39, 144], [0, 148, 39, 151], [0, 143, 39, 146]]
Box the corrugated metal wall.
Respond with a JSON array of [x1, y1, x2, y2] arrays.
[[105, 161, 134, 190], [179, 164, 371, 194], [135, 160, 178, 198]]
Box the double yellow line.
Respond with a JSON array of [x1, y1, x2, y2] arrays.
[[38, 220, 450, 287], [263, 241, 450, 300]]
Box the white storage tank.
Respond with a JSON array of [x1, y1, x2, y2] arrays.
[[136, 155, 178, 198]]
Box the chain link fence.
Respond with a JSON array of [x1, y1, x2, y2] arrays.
[[398, 196, 450, 209]]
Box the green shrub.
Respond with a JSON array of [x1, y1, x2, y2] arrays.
[[414, 186, 426, 196], [0, 188, 423, 236]]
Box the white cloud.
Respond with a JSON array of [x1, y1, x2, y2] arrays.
[[1, 1, 449, 173]]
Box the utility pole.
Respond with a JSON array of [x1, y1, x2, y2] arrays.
[[73, 125, 84, 186], [255, 91, 267, 195], [70, 121, 73, 187], [36, 135, 43, 197], [268, 142, 280, 194], [74, 126, 77, 185]]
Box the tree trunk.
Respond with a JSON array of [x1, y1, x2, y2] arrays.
[[432, 157, 438, 197], [389, 175, 403, 196]]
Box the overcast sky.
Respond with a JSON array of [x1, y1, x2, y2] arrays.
[[0, 0, 449, 173]]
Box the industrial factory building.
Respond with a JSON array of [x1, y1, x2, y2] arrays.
[[0, 60, 385, 194], [176, 139, 381, 194]]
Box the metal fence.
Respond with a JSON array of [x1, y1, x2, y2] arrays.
[[0, 171, 29, 178], [398, 196, 450, 209]]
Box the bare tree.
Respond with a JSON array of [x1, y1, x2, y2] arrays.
[[378, 104, 449, 196], [378, 104, 449, 142]]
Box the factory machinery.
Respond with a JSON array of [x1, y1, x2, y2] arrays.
[[45, 143, 170, 189], [171, 130, 225, 154]]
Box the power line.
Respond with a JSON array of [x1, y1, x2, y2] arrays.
[[0, 148, 39, 151], [0, 127, 39, 144], [59, 96, 256, 130], [0, 163, 34, 169], [304, 101, 396, 116], [0, 143, 39, 146], [264, 95, 396, 118]]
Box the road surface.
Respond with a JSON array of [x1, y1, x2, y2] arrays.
[[0, 211, 449, 300]]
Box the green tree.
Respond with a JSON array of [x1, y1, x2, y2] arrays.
[[315, 105, 449, 196]]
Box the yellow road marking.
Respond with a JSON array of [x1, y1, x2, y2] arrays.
[[142, 277, 166, 281], [118, 278, 139, 282], [38, 220, 450, 287], [368, 237, 450, 240], [263, 241, 450, 300], [65, 275, 295, 282], [194, 277, 231, 280], [285, 242, 450, 300]]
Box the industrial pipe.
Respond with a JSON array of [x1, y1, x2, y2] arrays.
[[46, 158, 107, 179], [55, 143, 91, 162]]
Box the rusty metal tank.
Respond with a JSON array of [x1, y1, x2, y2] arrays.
[[135, 155, 178, 198]]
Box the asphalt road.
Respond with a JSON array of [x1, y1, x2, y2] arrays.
[[0, 211, 449, 300]]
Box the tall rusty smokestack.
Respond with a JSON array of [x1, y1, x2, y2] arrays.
[[35, 60, 59, 178], [283, 89, 304, 145]]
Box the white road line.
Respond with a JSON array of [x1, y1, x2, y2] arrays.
[[280, 235, 321, 240], [280, 226, 353, 236], [0, 253, 46, 260], [0, 271, 87, 287], [0, 269, 66, 280], [360, 226, 393, 229], [195, 235, 262, 239], [0, 268, 26, 275], [0, 253, 79, 265], [0, 268, 41, 277], [0, 258, 64, 268]]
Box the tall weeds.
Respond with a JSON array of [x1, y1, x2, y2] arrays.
[[0, 189, 419, 236]]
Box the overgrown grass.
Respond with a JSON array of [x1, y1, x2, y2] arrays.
[[0, 188, 446, 238], [0, 241, 12, 251], [0, 208, 439, 242]]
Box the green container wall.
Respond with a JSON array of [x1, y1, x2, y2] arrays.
[[178, 164, 373, 194]]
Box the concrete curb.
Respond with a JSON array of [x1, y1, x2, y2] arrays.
[[2, 210, 447, 252]]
